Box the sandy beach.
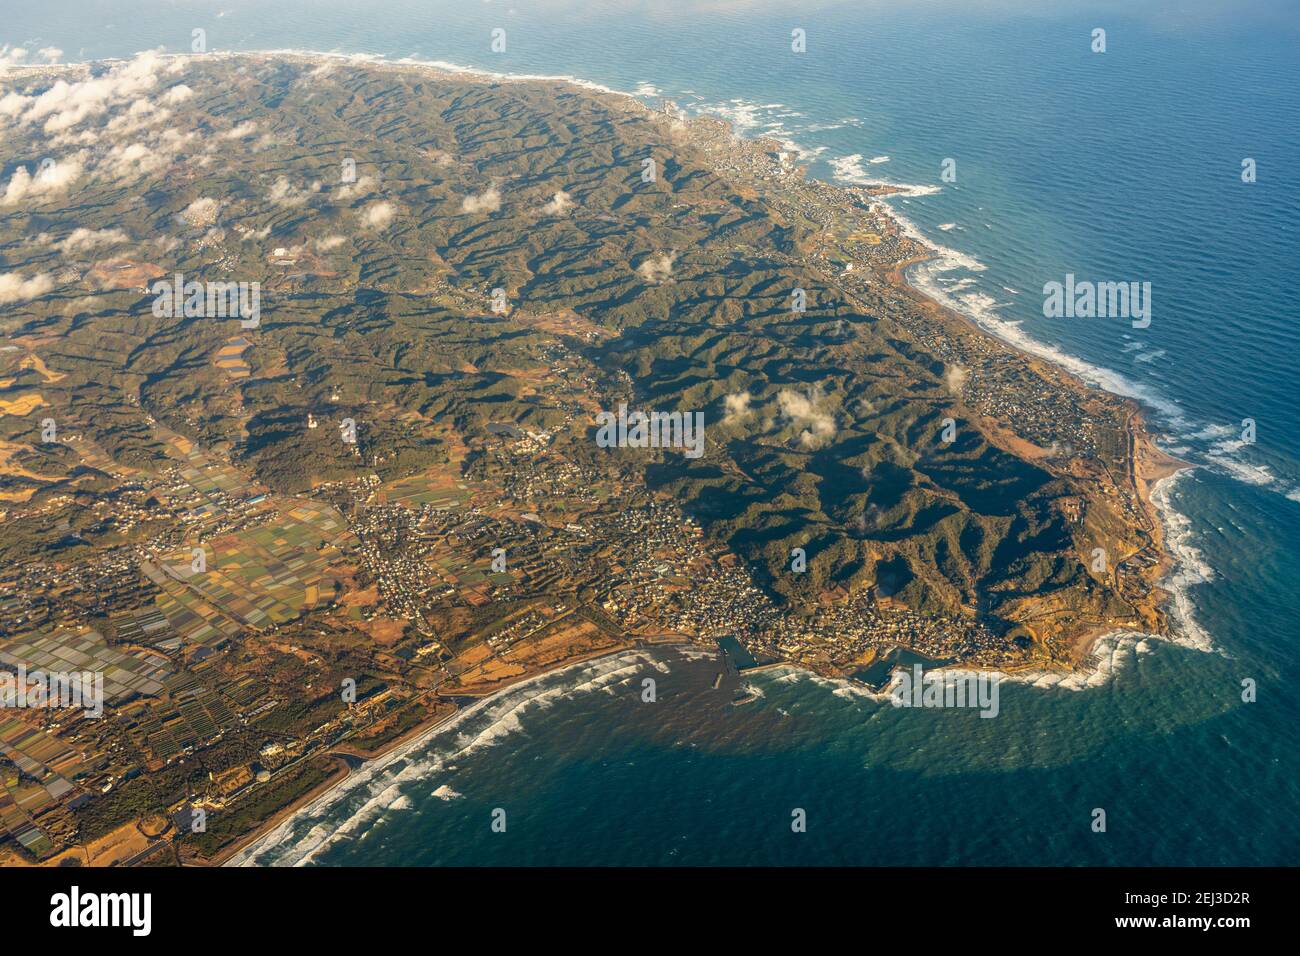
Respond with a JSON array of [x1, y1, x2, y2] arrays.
[[216, 644, 652, 866]]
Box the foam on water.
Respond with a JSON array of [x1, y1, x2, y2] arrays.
[[7, 0, 1297, 868], [1149, 471, 1217, 654], [226, 649, 657, 866], [686, 97, 826, 163], [149, 49, 1256, 755], [828, 153, 942, 197]]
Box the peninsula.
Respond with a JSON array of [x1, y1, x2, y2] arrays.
[[0, 52, 1179, 865]]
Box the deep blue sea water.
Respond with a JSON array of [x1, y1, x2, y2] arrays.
[[7, 1, 1298, 865]]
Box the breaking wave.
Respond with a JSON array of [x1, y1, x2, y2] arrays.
[[226, 649, 656, 866]]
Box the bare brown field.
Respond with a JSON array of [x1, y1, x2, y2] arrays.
[[84, 257, 165, 291], [448, 617, 622, 694], [0, 393, 46, 417]]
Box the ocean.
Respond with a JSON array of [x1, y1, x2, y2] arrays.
[[6, 0, 1298, 865]]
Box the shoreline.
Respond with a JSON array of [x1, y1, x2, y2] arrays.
[[204, 49, 1197, 641], [17, 48, 1202, 666], [202, 754, 353, 867], [218, 644, 650, 866], [879, 241, 1192, 662], [8, 50, 1217, 864]]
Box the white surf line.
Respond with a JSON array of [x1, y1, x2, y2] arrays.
[[225, 648, 660, 866]]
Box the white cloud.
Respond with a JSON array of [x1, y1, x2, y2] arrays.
[[460, 186, 501, 214], [540, 189, 573, 216], [179, 197, 221, 228], [777, 386, 836, 448], [235, 223, 272, 242], [360, 201, 395, 230], [220, 120, 258, 139], [0, 46, 29, 69], [59, 227, 129, 254], [268, 175, 312, 207], [0, 272, 55, 305], [0, 157, 84, 205], [0, 91, 27, 119], [314, 234, 347, 251], [38, 47, 64, 64], [163, 84, 194, 104], [14, 51, 168, 134], [722, 391, 753, 424], [101, 97, 172, 137], [635, 251, 676, 284], [105, 142, 167, 177], [336, 174, 377, 201]]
